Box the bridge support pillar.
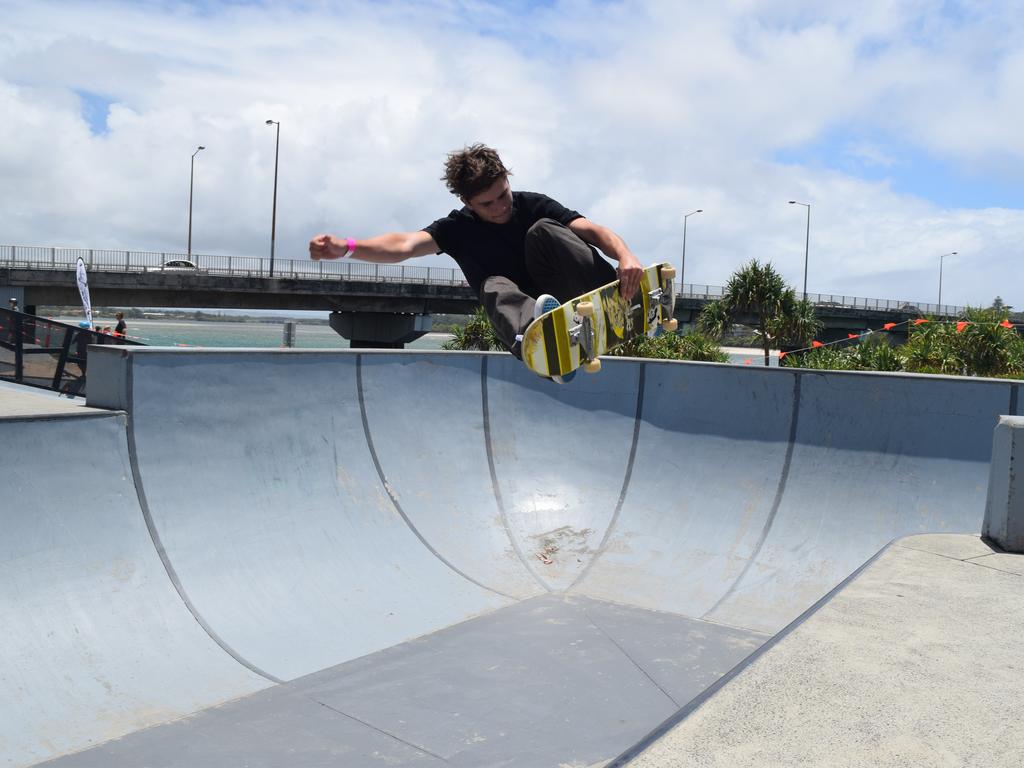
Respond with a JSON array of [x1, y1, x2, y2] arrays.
[[329, 311, 432, 349], [983, 416, 1024, 554]]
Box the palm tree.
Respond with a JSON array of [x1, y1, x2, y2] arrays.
[[699, 259, 821, 366]]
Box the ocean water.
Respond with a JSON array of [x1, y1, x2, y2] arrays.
[[56, 317, 453, 350], [56, 317, 775, 363]]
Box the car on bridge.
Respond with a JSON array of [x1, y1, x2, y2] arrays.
[[146, 259, 203, 273]]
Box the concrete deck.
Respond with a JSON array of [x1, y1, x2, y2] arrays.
[[624, 534, 1023, 768], [1, 350, 1021, 767], [0, 379, 100, 417]]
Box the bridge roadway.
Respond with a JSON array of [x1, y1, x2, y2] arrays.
[[2, 349, 1020, 767], [2, 260, 955, 344]]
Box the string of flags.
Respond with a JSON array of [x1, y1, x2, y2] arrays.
[[778, 317, 1022, 361]]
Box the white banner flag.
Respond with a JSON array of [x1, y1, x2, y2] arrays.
[[75, 257, 92, 328]]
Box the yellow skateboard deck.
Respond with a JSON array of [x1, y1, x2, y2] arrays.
[[521, 263, 677, 378]]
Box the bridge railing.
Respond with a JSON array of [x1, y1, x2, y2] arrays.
[[0, 245, 472, 287], [2, 244, 966, 317], [681, 284, 965, 318]]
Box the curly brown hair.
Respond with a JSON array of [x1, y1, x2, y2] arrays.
[[442, 143, 512, 199]]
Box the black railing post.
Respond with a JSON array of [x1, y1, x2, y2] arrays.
[[13, 314, 23, 383], [52, 328, 73, 390]]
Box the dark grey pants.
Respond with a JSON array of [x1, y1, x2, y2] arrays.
[[481, 218, 616, 357]]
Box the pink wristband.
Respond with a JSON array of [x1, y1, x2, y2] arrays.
[[346, 238, 357, 255]]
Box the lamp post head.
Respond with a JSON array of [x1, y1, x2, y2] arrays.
[[198, 145, 205, 151], [266, 119, 277, 125]]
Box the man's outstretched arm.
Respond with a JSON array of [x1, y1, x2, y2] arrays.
[[309, 230, 439, 264], [567, 218, 643, 299]]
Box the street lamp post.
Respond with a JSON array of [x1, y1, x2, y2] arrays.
[[938, 251, 957, 310], [266, 120, 280, 278], [681, 209, 702, 295], [788, 201, 811, 300], [187, 145, 205, 258]]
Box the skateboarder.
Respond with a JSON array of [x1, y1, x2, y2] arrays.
[[309, 143, 643, 358]]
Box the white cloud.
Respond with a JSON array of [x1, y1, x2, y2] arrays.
[[0, 0, 1021, 309]]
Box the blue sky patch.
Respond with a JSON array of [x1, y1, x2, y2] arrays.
[[775, 131, 1024, 210], [76, 90, 115, 136]]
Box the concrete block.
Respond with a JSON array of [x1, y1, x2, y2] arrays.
[[983, 415, 1024, 553], [85, 346, 132, 410]]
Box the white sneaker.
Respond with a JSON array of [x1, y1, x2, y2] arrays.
[[533, 294, 560, 320]]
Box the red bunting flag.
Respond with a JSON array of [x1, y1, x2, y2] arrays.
[[812, 340, 824, 348], [956, 321, 969, 333], [848, 333, 859, 339], [913, 318, 929, 326], [778, 351, 787, 360], [1000, 319, 1014, 329], [883, 322, 896, 330]]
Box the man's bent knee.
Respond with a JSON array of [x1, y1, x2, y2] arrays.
[[526, 217, 568, 243]]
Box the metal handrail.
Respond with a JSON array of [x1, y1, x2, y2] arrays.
[[678, 284, 965, 317], [1, 244, 967, 317], [0, 306, 144, 397], [0, 244, 472, 287]]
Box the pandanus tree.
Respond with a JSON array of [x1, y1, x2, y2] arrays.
[[699, 259, 821, 366]]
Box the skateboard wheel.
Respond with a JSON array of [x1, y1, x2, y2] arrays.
[[576, 301, 595, 317], [662, 318, 678, 332], [582, 358, 602, 374], [661, 265, 676, 280]]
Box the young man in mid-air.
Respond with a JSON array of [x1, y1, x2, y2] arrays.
[[309, 143, 643, 360]]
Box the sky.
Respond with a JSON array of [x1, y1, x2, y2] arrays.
[[1, 0, 1022, 311]]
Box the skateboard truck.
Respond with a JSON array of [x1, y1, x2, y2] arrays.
[[569, 318, 596, 363], [658, 265, 679, 331], [573, 301, 602, 373]]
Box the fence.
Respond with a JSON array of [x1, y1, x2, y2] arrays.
[[0, 245, 471, 287], [680, 283, 965, 317]]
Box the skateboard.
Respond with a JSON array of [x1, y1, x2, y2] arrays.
[[521, 263, 677, 379]]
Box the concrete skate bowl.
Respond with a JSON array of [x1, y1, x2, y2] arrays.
[[2, 348, 1020, 767]]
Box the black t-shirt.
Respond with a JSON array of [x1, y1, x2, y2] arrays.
[[423, 191, 583, 296]]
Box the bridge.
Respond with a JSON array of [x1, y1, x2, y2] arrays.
[[2, 244, 967, 345]]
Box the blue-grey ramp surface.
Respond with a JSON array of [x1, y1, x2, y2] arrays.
[[2, 348, 1018, 767], [0, 409, 268, 767]]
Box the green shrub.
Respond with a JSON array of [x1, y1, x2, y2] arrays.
[[783, 309, 1023, 379], [442, 306, 505, 351], [608, 331, 728, 362]]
